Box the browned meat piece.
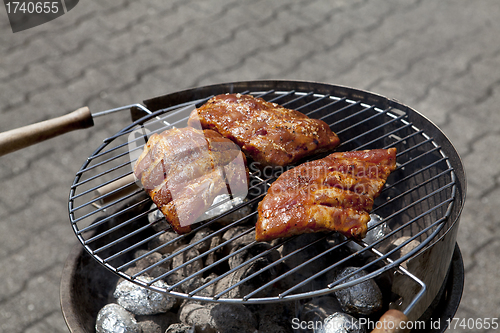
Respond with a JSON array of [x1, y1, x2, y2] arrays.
[[134, 127, 248, 234], [187, 93, 340, 167], [255, 148, 397, 242]]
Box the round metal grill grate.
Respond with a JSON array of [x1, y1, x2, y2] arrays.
[[68, 82, 457, 306]]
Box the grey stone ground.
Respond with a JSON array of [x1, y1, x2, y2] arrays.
[[0, 0, 499, 332]]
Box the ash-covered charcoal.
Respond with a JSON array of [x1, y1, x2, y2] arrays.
[[148, 205, 166, 229], [324, 233, 345, 248], [299, 295, 343, 328], [166, 323, 194, 333], [204, 235, 223, 267], [136, 312, 176, 333], [187, 228, 224, 269], [252, 302, 294, 333], [179, 302, 258, 333], [131, 250, 172, 278], [278, 234, 333, 293], [182, 273, 218, 297], [96, 303, 141, 333], [189, 227, 215, 253], [178, 302, 213, 332], [333, 267, 383, 316], [389, 236, 421, 269], [228, 242, 279, 270], [148, 230, 187, 254], [215, 260, 267, 299], [319, 312, 366, 333], [222, 226, 256, 254], [210, 303, 259, 333], [112, 250, 171, 291], [113, 275, 177, 315], [133, 250, 165, 270], [164, 244, 204, 291], [215, 243, 280, 299], [280, 233, 330, 270]]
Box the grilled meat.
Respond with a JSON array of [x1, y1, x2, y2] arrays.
[[187, 93, 340, 167], [255, 148, 397, 242], [134, 127, 248, 234]]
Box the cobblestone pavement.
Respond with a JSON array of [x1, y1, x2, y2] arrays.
[[0, 1, 499, 332]]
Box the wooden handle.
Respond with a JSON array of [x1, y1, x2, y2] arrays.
[[371, 309, 411, 333], [0, 106, 93, 156], [92, 174, 140, 208]]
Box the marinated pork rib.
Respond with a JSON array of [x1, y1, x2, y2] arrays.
[[255, 148, 397, 242], [134, 127, 248, 234], [187, 93, 340, 167]]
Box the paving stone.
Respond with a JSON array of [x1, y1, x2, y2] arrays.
[[45, 14, 110, 54], [257, 31, 329, 76], [462, 133, 500, 190], [459, 84, 500, 130], [151, 26, 234, 68], [1, 39, 57, 75], [396, 85, 470, 127], [122, 72, 183, 106], [0, 83, 25, 111], [457, 237, 500, 319], [94, 0, 132, 11], [97, 1, 155, 32], [98, 23, 158, 56], [149, 0, 186, 12], [196, 53, 281, 87], [23, 311, 69, 333], [457, 198, 498, 262], [445, 57, 500, 102], [91, 48, 167, 91], [288, 0, 363, 25], [8, 63, 64, 99], [48, 42, 118, 81], [0, 66, 9, 81], [0, 265, 63, 333], [439, 112, 493, 157]]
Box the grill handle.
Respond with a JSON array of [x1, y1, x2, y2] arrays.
[[370, 309, 410, 333], [0, 106, 93, 156]]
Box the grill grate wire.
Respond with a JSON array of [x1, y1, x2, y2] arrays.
[[69, 89, 456, 305]]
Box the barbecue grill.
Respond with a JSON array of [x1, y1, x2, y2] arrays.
[[65, 80, 466, 326]]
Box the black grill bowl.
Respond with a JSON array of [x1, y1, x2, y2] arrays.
[[66, 80, 467, 328], [60, 236, 464, 333]]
